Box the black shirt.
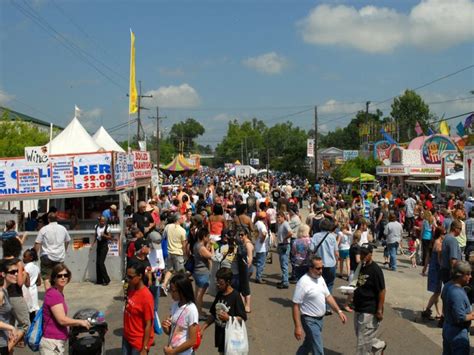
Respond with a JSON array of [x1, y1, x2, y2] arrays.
[[349, 244, 360, 272], [132, 211, 154, 235], [127, 255, 152, 287], [353, 261, 385, 314], [210, 289, 247, 353]]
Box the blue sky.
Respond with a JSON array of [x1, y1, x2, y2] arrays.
[[1, 0, 473, 147]]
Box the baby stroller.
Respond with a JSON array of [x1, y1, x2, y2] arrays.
[[69, 308, 108, 355]]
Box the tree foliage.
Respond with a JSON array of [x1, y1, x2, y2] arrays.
[[331, 156, 380, 182], [0, 110, 49, 157], [169, 118, 205, 152], [390, 89, 434, 142]]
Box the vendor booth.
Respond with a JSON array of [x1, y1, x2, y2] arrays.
[[160, 154, 198, 176], [0, 117, 152, 282]]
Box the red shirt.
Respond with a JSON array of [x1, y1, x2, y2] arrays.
[[425, 200, 433, 210], [123, 286, 154, 351]]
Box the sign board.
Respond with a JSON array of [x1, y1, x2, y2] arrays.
[[307, 139, 314, 157], [388, 166, 408, 175], [376, 166, 389, 175], [464, 146, 474, 191], [343, 150, 359, 161], [24, 146, 49, 166], [249, 158, 259, 166], [132, 151, 152, 179], [236, 166, 252, 178], [409, 166, 442, 176], [0, 152, 114, 198], [421, 135, 457, 164], [374, 140, 393, 164], [114, 152, 135, 189]]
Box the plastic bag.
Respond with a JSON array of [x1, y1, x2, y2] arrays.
[[225, 317, 248, 355], [153, 309, 163, 335], [26, 306, 43, 352]]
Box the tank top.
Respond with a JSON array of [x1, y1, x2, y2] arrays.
[[193, 242, 208, 273], [0, 290, 12, 347], [209, 219, 224, 236]]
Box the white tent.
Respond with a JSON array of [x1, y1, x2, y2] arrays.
[[48, 117, 101, 154], [446, 170, 464, 188], [92, 126, 125, 152]]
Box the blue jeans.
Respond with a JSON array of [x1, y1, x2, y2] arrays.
[[254, 252, 267, 281], [297, 315, 324, 355], [278, 244, 290, 286], [387, 242, 399, 270], [122, 338, 142, 355], [443, 325, 470, 355]]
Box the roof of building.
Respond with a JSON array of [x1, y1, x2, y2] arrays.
[[0, 106, 64, 130]]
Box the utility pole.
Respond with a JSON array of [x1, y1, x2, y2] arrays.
[[241, 140, 244, 164], [136, 81, 153, 145], [314, 106, 318, 181], [365, 101, 371, 151], [148, 107, 166, 169]]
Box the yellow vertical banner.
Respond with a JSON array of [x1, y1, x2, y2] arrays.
[[129, 29, 138, 114], [439, 120, 450, 135]]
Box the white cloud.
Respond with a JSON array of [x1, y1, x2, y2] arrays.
[[243, 52, 288, 75], [0, 89, 14, 105], [212, 113, 232, 122], [159, 67, 185, 77], [421, 92, 474, 117], [298, 0, 474, 53], [80, 107, 103, 132], [146, 84, 201, 108], [319, 99, 365, 115]]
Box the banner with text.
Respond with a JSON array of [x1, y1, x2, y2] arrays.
[[133, 151, 152, 179]]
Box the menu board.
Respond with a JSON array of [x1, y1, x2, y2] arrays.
[[51, 157, 75, 190], [133, 151, 152, 179], [17, 168, 41, 194], [114, 152, 135, 189]]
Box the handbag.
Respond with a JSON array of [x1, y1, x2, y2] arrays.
[[26, 306, 43, 352], [168, 304, 202, 351], [153, 309, 163, 335], [184, 257, 195, 273], [225, 316, 249, 355]]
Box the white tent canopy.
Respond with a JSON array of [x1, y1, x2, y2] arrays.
[[446, 170, 464, 188], [93, 126, 125, 152], [47, 117, 101, 154]]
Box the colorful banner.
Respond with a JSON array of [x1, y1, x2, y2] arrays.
[[132, 151, 152, 179], [0, 152, 114, 198], [421, 135, 456, 165], [373, 140, 393, 162], [129, 30, 138, 114]]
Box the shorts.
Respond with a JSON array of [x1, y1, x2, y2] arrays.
[[40, 255, 61, 280], [166, 254, 185, 273], [339, 249, 350, 259], [193, 272, 210, 288]]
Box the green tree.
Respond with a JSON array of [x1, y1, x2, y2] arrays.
[[332, 157, 380, 182], [169, 118, 205, 152], [0, 110, 50, 157], [390, 89, 434, 143], [119, 135, 176, 164]]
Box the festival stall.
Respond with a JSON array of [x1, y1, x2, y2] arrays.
[[160, 154, 198, 176], [0, 118, 152, 282]]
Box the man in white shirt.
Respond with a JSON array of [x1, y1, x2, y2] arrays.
[[292, 256, 347, 354], [404, 193, 417, 237], [34, 212, 71, 290], [254, 212, 269, 284]]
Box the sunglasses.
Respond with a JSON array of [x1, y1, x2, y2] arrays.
[[56, 273, 69, 279], [6, 269, 18, 275], [126, 274, 138, 281], [310, 266, 323, 270]]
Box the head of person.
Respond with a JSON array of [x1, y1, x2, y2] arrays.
[[131, 227, 143, 240], [358, 218, 368, 231], [48, 212, 58, 223], [197, 227, 210, 244], [360, 243, 374, 264], [23, 248, 38, 264], [0, 258, 20, 287], [110, 204, 117, 212], [126, 263, 145, 288], [50, 263, 72, 289], [450, 220, 463, 236], [255, 211, 266, 222], [2, 238, 22, 258], [388, 213, 397, 223], [352, 230, 362, 245], [215, 267, 233, 293], [169, 272, 195, 304], [138, 201, 147, 212], [135, 238, 151, 256], [451, 261, 472, 286], [213, 204, 224, 216], [308, 256, 324, 278], [5, 220, 15, 231], [423, 210, 433, 222], [277, 211, 286, 224], [236, 203, 247, 216], [98, 216, 107, 227], [320, 218, 335, 232], [297, 224, 310, 239]]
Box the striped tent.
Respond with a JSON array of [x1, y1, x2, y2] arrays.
[[160, 154, 197, 175]]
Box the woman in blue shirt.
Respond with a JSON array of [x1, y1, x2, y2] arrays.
[[421, 211, 434, 276]]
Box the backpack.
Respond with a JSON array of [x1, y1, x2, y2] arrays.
[[26, 306, 43, 352]]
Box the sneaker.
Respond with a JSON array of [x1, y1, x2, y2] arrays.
[[276, 283, 289, 289], [255, 279, 266, 284], [161, 285, 168, 297], [421, 309, 433, 320]]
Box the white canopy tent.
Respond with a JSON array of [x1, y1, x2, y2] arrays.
[[92, 126, 125, 152], [446, 170, 464, 188], [47, 117, 101, 155]]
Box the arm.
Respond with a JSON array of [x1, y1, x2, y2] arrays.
[[326, 295, 347, 324], [199, 245, 214, 260], [164, 323, 198, 354], [246, 243, 254, 266], [34, 242, 41, 256], [51, 303, 90, 328], [140, 319, 152, 354], [201, 314, 215, 333], [292, 303, 304, 340], [376, 289, 386, 321]]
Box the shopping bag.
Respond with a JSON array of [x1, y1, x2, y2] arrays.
[[225, 317, 248, 355], [153, 309, 163, 335], [26, 306, 43, 351]]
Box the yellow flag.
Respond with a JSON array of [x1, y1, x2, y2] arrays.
[[129, 29, 138, 114], [439, 120, 450, 135]]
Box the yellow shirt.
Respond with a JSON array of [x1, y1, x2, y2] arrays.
[[165, 224, 186, 255]]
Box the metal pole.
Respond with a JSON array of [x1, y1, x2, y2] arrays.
[[314, 106, 318, 181], [156, 107, 160, 169]]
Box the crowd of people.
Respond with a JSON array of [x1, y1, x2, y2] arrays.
[[0, 172, 473, 354]]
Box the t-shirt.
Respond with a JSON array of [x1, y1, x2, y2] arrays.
[[384, 221, 403, 244], [123, 286, 154, 351], [441, 235, 461, 270], [132, 211, 154, 235], [311, 232, 338, 268], [35, 222, 71, 262], [405, 198, 416, 218], [292, 237, 312, 267], [42, 287, 68, 340], [421, 220, 433, 240], [353, 261, 385, 314], [165, 224, 187, 255], [441, 281, 472, 329], [127, 256, 152, 287], [210, 289, 247, 353], [349, 244, 360, 271], [0, 230, 17, 241], [277, 221, 292, 244], [169, 302, 199, 355], [255, 220, 268, 253], [292, 274, 329, 318], [23, 262, 40, 312], [338, 231, 351, 250]]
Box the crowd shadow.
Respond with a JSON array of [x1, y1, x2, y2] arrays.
[[269, 297, 293, 308], [105, 349, 122, 355], [392, 307, 441, 330]]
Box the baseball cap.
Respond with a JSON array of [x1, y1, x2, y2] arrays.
[[135, 238, 151, 251], [360, 243, 374, 254]]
